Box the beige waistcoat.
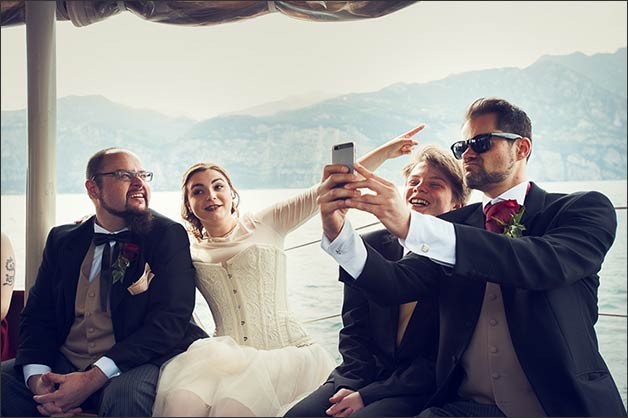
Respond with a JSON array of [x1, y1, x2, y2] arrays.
[[60, 243, 116, 371], [397, 301, 417, 346], [457, 282, 546, 417]]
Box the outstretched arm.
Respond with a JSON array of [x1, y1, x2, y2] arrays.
[[357, 124, 425, 172]]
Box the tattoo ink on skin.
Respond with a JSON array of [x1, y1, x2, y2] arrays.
[[3, 256, 14, 286]]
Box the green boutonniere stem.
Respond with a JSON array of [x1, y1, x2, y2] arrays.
[[494, 206, 526, 238], [112, 255, 131, 284]]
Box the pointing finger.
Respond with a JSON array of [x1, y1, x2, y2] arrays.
[[400, 123, 426, 138]]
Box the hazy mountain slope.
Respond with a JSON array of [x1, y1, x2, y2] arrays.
[[1, 48, 625, 193]]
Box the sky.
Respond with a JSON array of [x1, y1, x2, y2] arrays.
[[1, 1, 626, 120]]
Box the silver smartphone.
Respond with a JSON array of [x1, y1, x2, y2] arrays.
[[332, 142, 355, 174]]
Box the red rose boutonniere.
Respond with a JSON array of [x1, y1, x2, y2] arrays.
[[485, 199, 526, 238], [112, 242, 140, 284]]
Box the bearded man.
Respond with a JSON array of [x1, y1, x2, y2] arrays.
[[1, 148, 207, 417], [316, 98, 626, 417]]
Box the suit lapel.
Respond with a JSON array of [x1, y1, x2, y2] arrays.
[[453, 203, 487, 340], [110, 234, 144, 312], [521, 182, 546, 232], [469, 205, 486, 229], [62, 218, 96, 320]]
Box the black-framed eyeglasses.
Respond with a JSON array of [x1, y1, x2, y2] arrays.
[[450, 132, 521, 160], [91, 170, 153, 182]]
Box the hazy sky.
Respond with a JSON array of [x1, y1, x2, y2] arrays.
[[1, 1, 626, 120]]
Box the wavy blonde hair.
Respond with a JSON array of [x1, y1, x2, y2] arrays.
[[181, 162, 240, 241]]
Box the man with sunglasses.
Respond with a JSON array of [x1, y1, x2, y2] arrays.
[[1, 148, 207, 416], [317, 98, 626, 416]]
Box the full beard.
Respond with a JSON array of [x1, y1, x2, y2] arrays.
[[124, 210, 153, 235], [101, 197, 153, 235]]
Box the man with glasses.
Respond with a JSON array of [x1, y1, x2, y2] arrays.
[[1, 147, 207, 416], [316, 98, 626, 416]]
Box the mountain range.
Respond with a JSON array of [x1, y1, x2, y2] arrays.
[[1, 48, 626, 193]]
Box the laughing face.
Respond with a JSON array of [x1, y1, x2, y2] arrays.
[[404, 161, 460, 215], [91, 152, 151, 222], [186, 169, 235, 232]]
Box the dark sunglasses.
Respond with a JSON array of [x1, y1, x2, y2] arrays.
[[450, 132, 521, 160]]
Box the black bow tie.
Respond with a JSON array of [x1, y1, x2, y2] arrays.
[[93, 231, 131, 246], [94, 230, 132, 312]]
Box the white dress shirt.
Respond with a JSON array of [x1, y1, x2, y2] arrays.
[[321, 181, 530, 279]]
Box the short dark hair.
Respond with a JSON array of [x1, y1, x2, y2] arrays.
[[465, 98, 532, 141]]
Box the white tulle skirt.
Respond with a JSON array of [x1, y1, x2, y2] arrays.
[[152, 336, 336, 417]]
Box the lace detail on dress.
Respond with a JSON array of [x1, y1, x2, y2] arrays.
[[194, 244, 312, 350]]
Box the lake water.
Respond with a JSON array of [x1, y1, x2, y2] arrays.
[[1, 180, 626, 407]]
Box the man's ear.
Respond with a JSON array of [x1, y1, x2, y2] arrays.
[[85, 179, 98, 200], [518, 137, 532, 160]]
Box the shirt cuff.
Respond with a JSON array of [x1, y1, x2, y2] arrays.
[[93, 356, 121, 379], [400, 211, 456, 266], [321, 219, 368, 279], [23, 364, 52, 387]]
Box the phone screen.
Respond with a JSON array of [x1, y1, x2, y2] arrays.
[[332, 142, 355, 173]]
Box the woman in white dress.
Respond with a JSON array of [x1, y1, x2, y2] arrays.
[[152, 125, 425, 417]]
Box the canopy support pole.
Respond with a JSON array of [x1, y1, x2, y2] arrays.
[[25, 1, 57, 299]]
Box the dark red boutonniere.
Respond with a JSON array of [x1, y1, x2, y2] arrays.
[[486, 199, 526, 238], [112, 242, 140, 284]]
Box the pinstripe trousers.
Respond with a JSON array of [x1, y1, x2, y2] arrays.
[[1, 353, 159, 417]]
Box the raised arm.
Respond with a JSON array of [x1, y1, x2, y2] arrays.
[[256, 185, 321, 237], [357, 124, 425, 172]]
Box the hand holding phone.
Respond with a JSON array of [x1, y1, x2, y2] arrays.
[[332, 142, 355, 174]]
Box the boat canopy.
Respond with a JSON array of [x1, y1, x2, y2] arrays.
[[0, 0, 418, 294], [1, 0, 417, 28]]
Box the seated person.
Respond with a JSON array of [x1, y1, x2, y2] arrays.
[[317, 98, 626, 416], [1, 148, 206, 417], [286, 144, 469, 417], [152, 126, 426, 417]]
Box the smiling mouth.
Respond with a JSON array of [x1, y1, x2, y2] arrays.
[[204, 204, 221, 212], [128, 192, 145, 201], [409, 197, 430, 207]]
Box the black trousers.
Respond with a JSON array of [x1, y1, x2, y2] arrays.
[[418, 399, 506, 417], [285, 381, 427, 417], [1, 353, 159, 417]]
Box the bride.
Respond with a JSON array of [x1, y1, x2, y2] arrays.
[[152, 126, 424, 417]]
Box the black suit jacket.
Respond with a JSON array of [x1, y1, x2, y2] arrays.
[[330, 228, 437, 406], [341, 183, 626, 417], [16, 211, 207, 372]]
